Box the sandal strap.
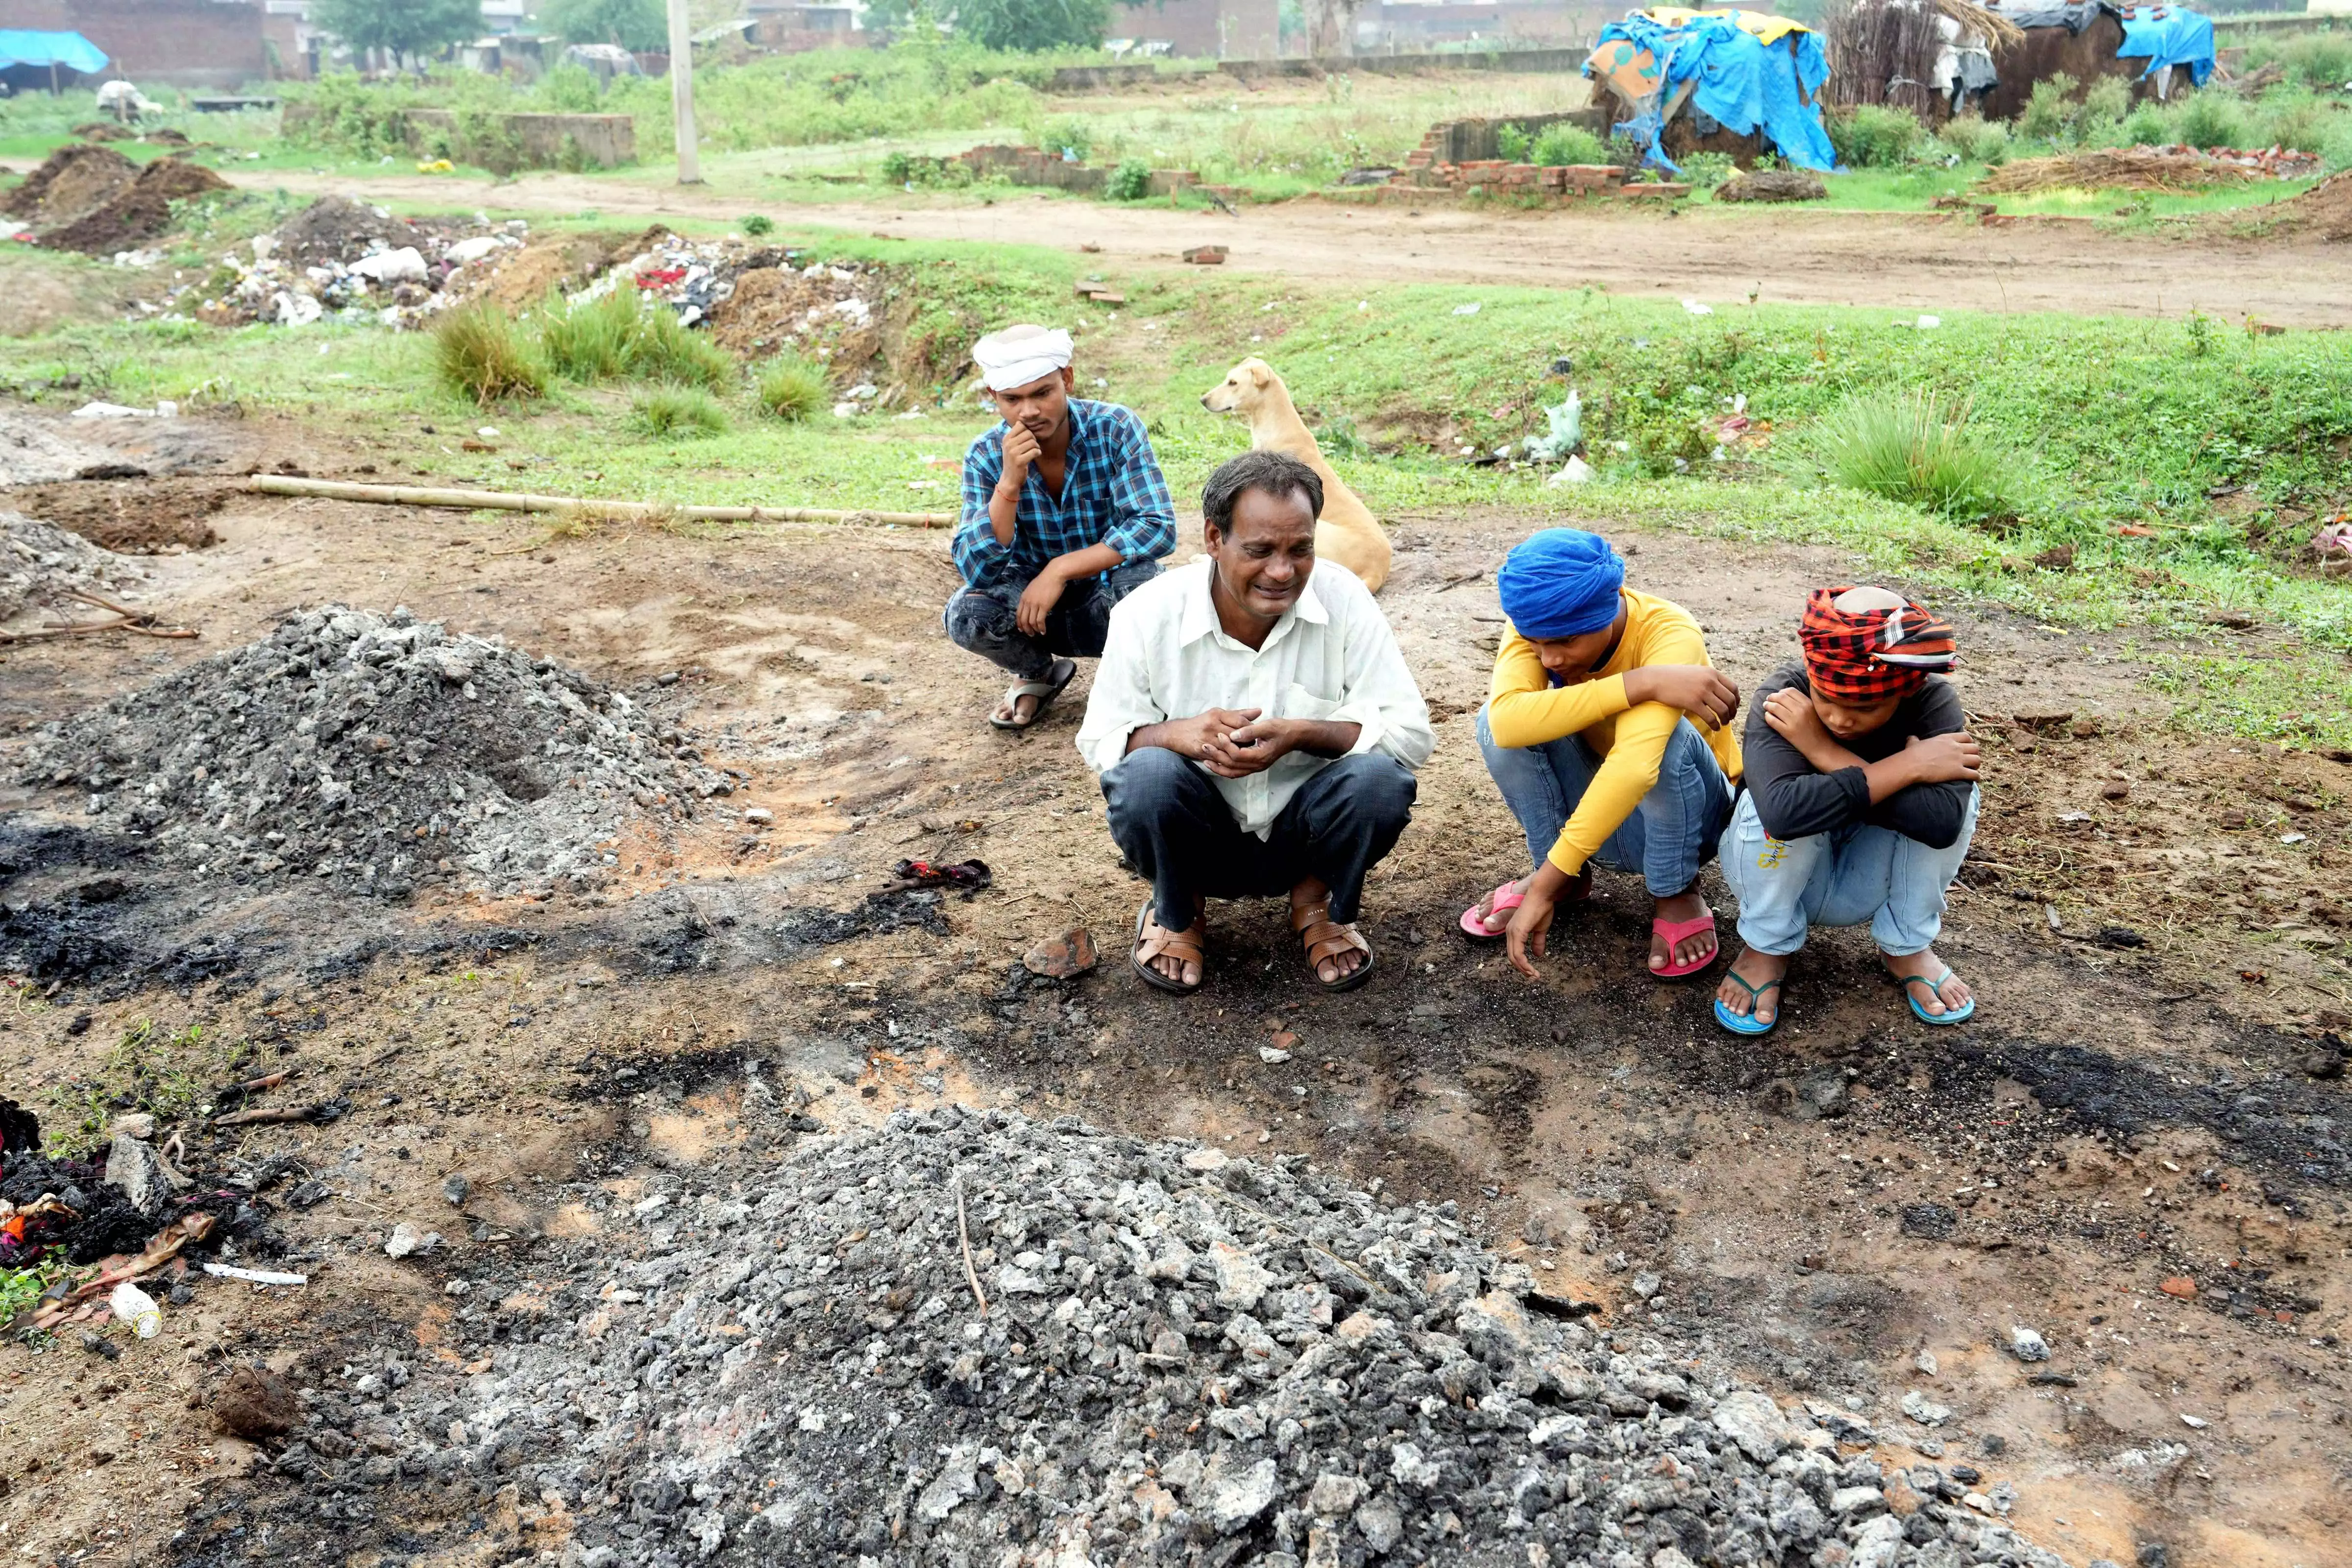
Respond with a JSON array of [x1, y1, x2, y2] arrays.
[[1899, 969, 1958, 997], [1724, 971, 1783, 1001], [1297, 918, 1367, 965], [1138, 920, 1204, 965]]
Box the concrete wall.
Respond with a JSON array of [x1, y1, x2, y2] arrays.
[[0, 0, 269, 87], [401, 107, 636, 169]]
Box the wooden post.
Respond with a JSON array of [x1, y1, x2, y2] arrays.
[[666, 0, 700, 185]]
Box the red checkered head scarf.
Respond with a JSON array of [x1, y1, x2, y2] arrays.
[[1799, 585, 1956, 703]]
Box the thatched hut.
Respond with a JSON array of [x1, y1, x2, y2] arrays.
[[1825, 0, 2213, 123]]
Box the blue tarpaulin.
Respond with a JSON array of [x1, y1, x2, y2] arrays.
[[2114, 5, 2214, 88], [0, 30, 110, 73], [1586, 10, 1839, 176]]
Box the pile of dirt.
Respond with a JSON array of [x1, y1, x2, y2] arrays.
[[0, 143, 138, 228], [2267, 169, 2352, 243], [705, 256, 884, 364], [0, 510, 149, 626], [1976, 146, 2305, 195], [1713, 169, 1828, 204], [269, 194, 419, 270], [33, 156, 231, 255], [1, 476, 228, 554], [308, 1105, 2070, 1568], [24, 605, 732, 898], [462, 225, 664, 313]]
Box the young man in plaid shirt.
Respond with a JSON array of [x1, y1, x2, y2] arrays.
[[947, 324, 1176, 730]]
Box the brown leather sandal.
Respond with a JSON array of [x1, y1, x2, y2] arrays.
[[1292, 901, 1376, 993], [1131, 901, 1205, 995]]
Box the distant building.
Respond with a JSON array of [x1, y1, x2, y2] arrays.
[[0, 0, 269, 86], [1352, 0, 1615, 52], [1107, 0, 1279, 59]]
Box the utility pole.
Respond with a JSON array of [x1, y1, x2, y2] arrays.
[[665, 0, 700, 185]]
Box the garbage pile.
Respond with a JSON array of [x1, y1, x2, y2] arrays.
[[0, 144, 231, 255], [189, 196, 526, 329], [1980, 144, 2322, 194], [24, 605, 733, 898], [0, 511, 150, 627], [332, 1105, 2071, 1568]]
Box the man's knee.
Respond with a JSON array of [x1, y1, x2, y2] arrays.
[[1326, 754, 1418, 828], [1103, 746, 1197, 823], [943, 588, 1014, 652]]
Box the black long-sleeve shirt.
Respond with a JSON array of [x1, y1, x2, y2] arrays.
[[1741, 664, 1971, 848]]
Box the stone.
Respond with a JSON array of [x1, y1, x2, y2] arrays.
[[384, 1224, 432, 1258], [1631, 1270, 1662, 1300], [1794, 1069, 1849, 1119], [1258, 1045, 1293, 1064], [1354, 1495, 1404, 1554], [106, 1132, 172, 1218], [1830, 1485, 1887, 1516], [1181, 1148, 1228, 1172], [1901, 1390, 1953, 1426], [109, 1112, 155, 1141], [1211, 1241, 1273, 1310], [2009, 1326, 2050, 1363], [1900, 1203, 1958, 1240], [213, 1365, 299, 1439], [1710, 1389, 1790, 1462], [1390, 1442, 1442, 1489], [1915, 1350, 1939, 1375], [441, 1174, 470, 1206], [2158, 1276, 2197, 1299], [1306, 1472, 1364, 1517], [1714, 169, 1827, 203], [915, 1446, 978, 1522], [1021, 927, 1098, 980], [1851, 1514, 1908, 1568], [1197, 1453, 1278, 1533]]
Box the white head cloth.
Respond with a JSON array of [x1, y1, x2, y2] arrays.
[[973, 324, 1073, 392]]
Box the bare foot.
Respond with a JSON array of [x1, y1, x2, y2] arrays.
[[1883, 947, 1972, 1016], [1715, 947, 1788, 1025], [1650, 886, 1718, 972], [1468, 868, 1590, 936]]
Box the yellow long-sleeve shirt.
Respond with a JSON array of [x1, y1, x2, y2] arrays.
[[1487, 587, 1743, 876]]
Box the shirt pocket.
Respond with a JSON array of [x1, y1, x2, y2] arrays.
[[1278, 682, 1341, 723]]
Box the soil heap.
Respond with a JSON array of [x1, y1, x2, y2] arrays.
[[25, 606, 728, 898], [1, 144, 230, 254], [319, 1106, 2067, 1568], [0, 510, 148, 625]]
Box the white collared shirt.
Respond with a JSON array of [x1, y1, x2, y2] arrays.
[[1075, 559, 1434, 838]]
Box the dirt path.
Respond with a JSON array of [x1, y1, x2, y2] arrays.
[[250, 168, 2352, 325]]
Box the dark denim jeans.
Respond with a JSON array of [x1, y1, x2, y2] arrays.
[[944, 559, 1161, 683], [1101, 748, 1418, 930]]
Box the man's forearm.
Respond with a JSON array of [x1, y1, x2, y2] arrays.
[[1281, 719, 1362, 759], [1126, 720, 1189, 756], [988, 482, 1020, 547], [1049, 542, 1125, 582], [1859, 753, 1927, 804]]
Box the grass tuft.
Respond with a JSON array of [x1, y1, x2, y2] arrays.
[[536, 287, 639, 381], [754, 353, 830, 421], [1801, 390, 2033, 526], [630, 385, 730, 439], [626, 299, 736, 387], [433, 302, 544, 405]]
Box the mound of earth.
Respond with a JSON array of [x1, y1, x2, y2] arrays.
[[0, 511, 148, 626], [1, 143, 137, 227], [25, 606, 731, 898], [462, 225, 666, 313], [0, 476, 228, 553], [33, 156, 231, 255], [2270, 169, 2352, 243], [1714, 170, 1827, 204], [269, 195, 422, 271], [704, 257, 883, 362], [288, 1105, 2068, 1568]]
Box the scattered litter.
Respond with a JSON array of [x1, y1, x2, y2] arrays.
[[887, 857, 991, 892], [1547, 455, 1596, 487], [2180, 1413, 2209, 1429], [1181, 244, 1229, 265], [1915, 314, 1941, 329], [1521, 391, 1582, 463], [69, 401, 161, 419], [1451, 301, 1482, 315], [1681, 298, 1714, 315], [108, 1280, 161, 1337], [1258, 1044, 1293, 1064]]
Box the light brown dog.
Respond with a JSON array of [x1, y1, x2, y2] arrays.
[[1200, 357, 1391, 594]]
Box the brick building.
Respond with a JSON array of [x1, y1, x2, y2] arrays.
[[0, 0, 270, 86], [1108, 0, 1280, 58]]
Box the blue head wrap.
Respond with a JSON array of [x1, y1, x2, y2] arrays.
[[1496, 529, 1626, 639]]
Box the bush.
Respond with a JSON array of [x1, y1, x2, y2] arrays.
[[1828, 104, 1924, 168], [2247, 31, 2352, 93], [1532, 122, 1610, 168], [2254, 89, 2333, 156], [1106, 158, 1151, 200], [1038, 117, 1091, 161], [1938, 114, 2010, 165], [2120, 103, 2172, 147], [743, 213, 775, 236], [2018, 72, 2080, 143], [1805, 389, 2031, 526], [625, 297, 736, 386], [2178, 90, 2251, 151], [2077, 74, 2132, 142], [631, 386, 730, 438], [1677, 150, 1738, 190], [435, 303, 544, 405], [755, 354, 829, 421], [1496, 123, 1534, 162]]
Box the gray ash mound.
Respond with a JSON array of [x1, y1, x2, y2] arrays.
[[25, 605, 727, 898], [275, 1107, 2064, 1568], [2, 510, 148, 625]]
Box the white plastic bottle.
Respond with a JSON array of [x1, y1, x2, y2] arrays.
[[110, 1281, 161, 1339]]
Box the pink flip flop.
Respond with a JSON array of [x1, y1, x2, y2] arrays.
[[1459, 880, 1523, 941], [1650, 911, 1719, 978]]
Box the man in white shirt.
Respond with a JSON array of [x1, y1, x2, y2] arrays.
[[1076, 451, 1433, 995]]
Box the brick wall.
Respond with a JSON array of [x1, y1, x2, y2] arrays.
[[1108, 0, 1276, 59], [0, 0, 270, 87]]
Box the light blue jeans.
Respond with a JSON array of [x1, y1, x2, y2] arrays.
[[1475, 705, 1734, 896], [1716, 787, 1980, 957]]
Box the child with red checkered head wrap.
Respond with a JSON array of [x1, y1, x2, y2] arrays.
[[1710, 584, 1983, 1038]]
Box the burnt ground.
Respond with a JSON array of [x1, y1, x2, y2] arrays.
[[0, 404, 2347, 1568]]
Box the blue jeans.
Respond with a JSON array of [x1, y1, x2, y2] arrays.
[[1716, 787, 1980, 957], [943, 560, 1160, 683], [1475, 705, 1733, 896]]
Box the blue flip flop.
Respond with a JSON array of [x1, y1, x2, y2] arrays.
[[1900, 968, 1976, 1026], [1712, 971, 1782, 1037]]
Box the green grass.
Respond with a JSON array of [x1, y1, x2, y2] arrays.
[[755, 353, 830, 421], [41, 1017, 256, 1158], [6, 230, 2349, 745], [433, 301, 545, 405], [1797, 389, 2034, 525], [630, 384, 730, 438], [536, 286, 638, 381]]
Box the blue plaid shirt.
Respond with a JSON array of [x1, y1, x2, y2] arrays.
[[953, 400, 1176, 590]]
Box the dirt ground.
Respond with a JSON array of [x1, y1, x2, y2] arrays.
[[238, 168, 2352, 327], [0, 401, 2347, 1568]]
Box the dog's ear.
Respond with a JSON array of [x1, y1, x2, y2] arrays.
[[1248, 362, 1271, 388]]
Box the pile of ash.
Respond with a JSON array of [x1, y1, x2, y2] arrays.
[[0, 510, 149, 627], [24, 605, 730, 898], [292, 1106, 2066, 1568]]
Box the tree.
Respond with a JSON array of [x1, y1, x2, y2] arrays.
[[538, 0, 668, 51], [312, 0, 487, 67], [953, 0, 1111, 52]]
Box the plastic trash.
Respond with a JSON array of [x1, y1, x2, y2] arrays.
[[1916, 314, 1941, 329], [1451, 302, 1482, 316], [110, 1281, 161, 1338], [1547, 455, 1596, 487], [349, 246, 428, 284], [70, 401, 156, 419], [201, 1262, 308, 1286], [1523, 392, 1583, 463], [1681, 299, 1714, 316], [442, 236, 508, 265]]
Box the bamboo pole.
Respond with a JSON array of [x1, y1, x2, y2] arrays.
[[247, 475, 955, 528]]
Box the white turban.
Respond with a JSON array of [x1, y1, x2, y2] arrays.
[[972, 324, 1073, 393]]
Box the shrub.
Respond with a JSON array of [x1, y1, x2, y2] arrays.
[[2120, 103, 2172, 147], [2254, 89, 2332, 156], [2178, 90, 2250, 152], [743, 213, 775, 236], [1938, 114, 2010, 165], [1532, 122, 1610, 168], [755, 353, 828, 421], [434, 303, 543, 405], [1038, 117, 1091, 161], [2077, 74, 2132, 141], [1828, 104, 1923, 168], [625, 299, 735, 386], [1496, 123, 1534, 162], [1805, 389, 2030, 525], [2248, 31, 2352, 93], [536, 286, 637, 381], [631, 386, 729, 438], [2018, 72, 2080, 143], [1106, 158, 1151, 200], [1677, 150, 1738, 189]]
